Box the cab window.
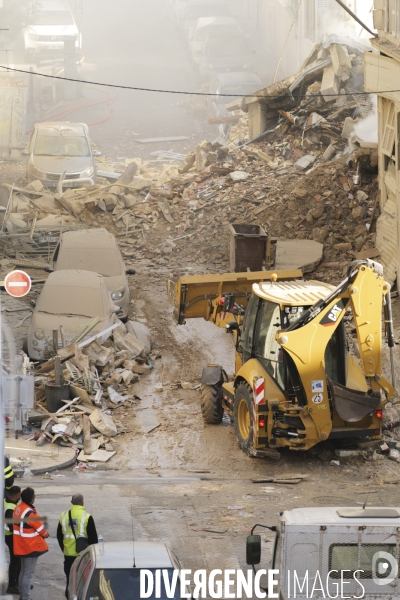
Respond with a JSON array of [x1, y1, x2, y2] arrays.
[[240, 293, 259, 359], [253, 300, 285, 390], [329, 544, 397, 578]]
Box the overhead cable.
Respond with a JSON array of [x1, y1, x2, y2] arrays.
[[0, 64, 392, 99]]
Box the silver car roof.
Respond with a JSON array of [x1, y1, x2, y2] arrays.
[[91, 541, 174, 570]]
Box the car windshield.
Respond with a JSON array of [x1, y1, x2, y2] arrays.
[[34, 134, 90, 157], [38, 284, 105, 318], [197, 24, 237, 40], [57, 248, 122, 277], [87, 568, 180, 600], [35, 10, 74, 25], [218, 84, 259, 103], [205, 37, 250, 57], [189, 5, 231, 19]]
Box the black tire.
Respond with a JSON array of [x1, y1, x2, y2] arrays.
[[234, 382, 253, 453], [200, 384, 223, 424], [22, 339, 28, 355]]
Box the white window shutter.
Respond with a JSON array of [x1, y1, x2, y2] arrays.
[[382, 102, 396, 157], [315, 0, 328, 12]]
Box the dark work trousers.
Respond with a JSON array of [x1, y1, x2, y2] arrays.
[[5, 535, 21, 588], [64, 555, 76, 598]]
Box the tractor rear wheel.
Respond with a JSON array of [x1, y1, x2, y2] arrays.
[[200, 384, 223, 424], [234, 382, 253, 453]]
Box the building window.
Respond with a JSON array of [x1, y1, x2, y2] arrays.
[[389, 0, 400, 36], [316, 0, 328, 12], [305, 0, 316, 41], [382, 100, 396, 160]]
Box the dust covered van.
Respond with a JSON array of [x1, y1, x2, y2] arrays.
[[271, 507, 400, 599]]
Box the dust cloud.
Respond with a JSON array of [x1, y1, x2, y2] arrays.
[[1, 0, 376, 158]]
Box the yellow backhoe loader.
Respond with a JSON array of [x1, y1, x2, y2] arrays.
[[168, 260, 398, 458]]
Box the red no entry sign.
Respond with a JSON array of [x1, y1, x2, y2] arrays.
[[4, 270, 32, 298]]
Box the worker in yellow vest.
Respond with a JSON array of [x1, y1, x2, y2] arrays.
[[4, 456, 14, 492], [4, 486, 21, 594], [57, 493, 98, 598]]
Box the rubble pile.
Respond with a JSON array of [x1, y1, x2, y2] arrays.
[[0, 41, 380, 283], [28, 319, 155, 462]]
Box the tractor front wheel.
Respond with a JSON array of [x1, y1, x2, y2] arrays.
[[234, 382, 253, 453], [200, 384, 223, 424]]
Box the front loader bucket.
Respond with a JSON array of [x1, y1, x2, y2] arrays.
[[327, 378, 380, 422]]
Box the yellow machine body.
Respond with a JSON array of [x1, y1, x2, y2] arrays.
[[169, 262, 397, 454]]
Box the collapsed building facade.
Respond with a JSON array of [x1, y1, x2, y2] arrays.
[[258, 0, 373, 81], [364, 0, 400, 287]]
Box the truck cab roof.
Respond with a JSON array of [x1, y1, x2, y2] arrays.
[[282, 506, 400, 526], [254, 279, 334, 307]]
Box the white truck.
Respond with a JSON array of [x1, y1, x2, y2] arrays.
[[247, 507, 400, 599]]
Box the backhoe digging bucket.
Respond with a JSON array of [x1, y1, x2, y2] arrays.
[[327, 378, 381, 422]]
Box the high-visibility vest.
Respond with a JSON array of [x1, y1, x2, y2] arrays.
[[4, 459, 14, 490], [4, 500, 16, 536], [60, 505, 90, 557], [13, 502, 48, 556]]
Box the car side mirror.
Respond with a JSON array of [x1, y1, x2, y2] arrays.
[[30, 300, 36, 308], [226, 321, 239, 333], [126, 268, 136, 275], [93, 149, 102, 157], [246, 534, 261, 565], [22, 149, 29, 156]]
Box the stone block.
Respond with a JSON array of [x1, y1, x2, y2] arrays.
[[321, 65, 340, 101]]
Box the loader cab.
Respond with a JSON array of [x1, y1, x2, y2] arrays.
[[239, 291, 347, 399]]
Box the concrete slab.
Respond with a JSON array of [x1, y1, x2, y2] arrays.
[[275, 239, 324, 274], [5, 434, 76, 476]]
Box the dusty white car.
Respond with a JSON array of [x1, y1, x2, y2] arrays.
[[51, 229, 135, 321], [188, 17, 242, 67], [180, 0, 232, 32], [24, 122, 99, 190], [200, 34, 254, 80], [24, 0, 81, 57], [26, 270, 119, 361]]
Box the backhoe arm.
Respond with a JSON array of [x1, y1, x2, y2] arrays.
[[279, 260, 397, 441], [168, 269, 302, 326]]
